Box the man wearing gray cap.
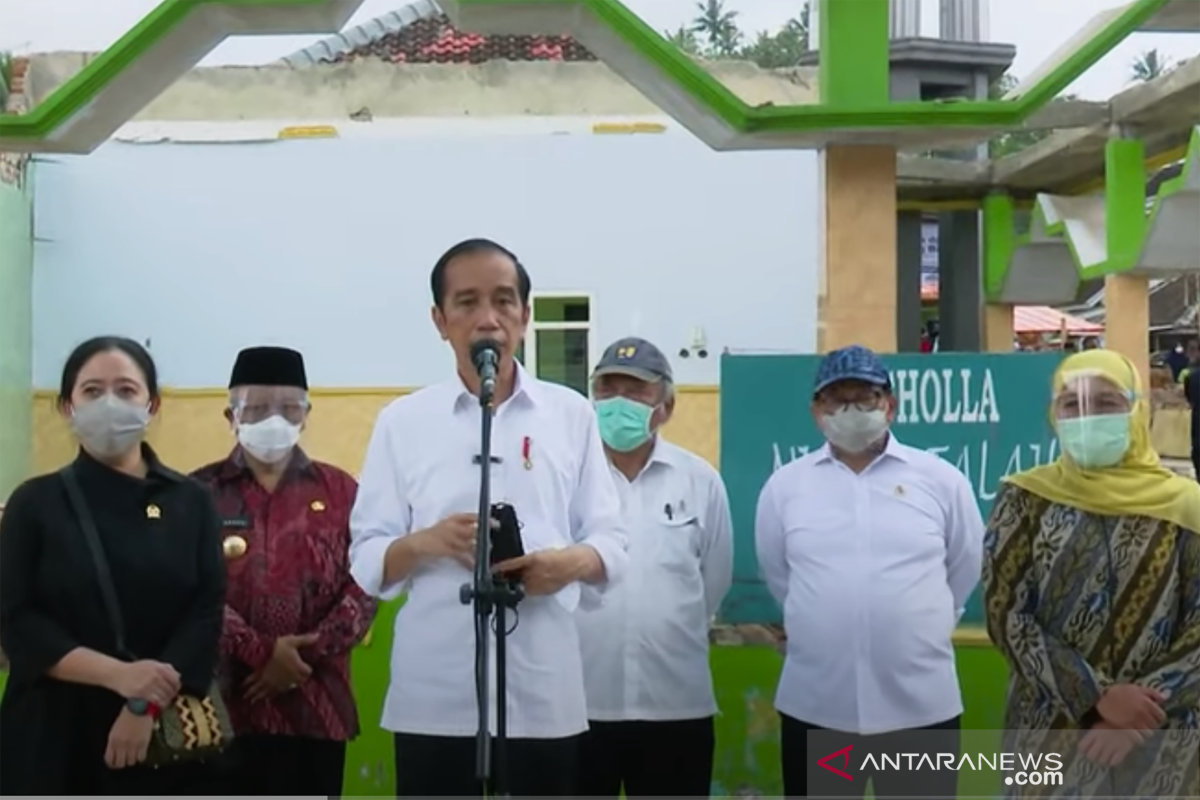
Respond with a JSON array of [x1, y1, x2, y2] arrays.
[[575, 337, 733, 798], [755, 345, 984, 800]]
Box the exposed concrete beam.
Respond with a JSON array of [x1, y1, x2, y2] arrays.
[[1111, 55, 1200, 121], [988, 58, 1200, 194], [897, 155, 988, 184], [1019, 100, 1110, 131]]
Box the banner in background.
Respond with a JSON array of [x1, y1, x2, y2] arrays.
[[719, 351, 1064, 625]]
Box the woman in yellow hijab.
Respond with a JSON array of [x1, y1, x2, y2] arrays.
[[984, 350, 1200, 798]]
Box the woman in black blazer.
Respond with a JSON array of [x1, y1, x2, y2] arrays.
[[0, 336, 226, 794]]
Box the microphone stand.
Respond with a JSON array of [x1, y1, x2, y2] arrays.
[[459, 372, 523, 798]]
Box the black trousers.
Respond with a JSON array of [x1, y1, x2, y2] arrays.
[[223, 734, 347, 797], [780, 713, 961, 800], [576, 716, 715, 798], [394, 732, 580, 797], [92, 760, 224, 796]]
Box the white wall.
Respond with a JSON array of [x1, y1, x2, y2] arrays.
[[32, 118, 819, 389]]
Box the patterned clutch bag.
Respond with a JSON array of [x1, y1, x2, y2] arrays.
[[145, 681, 233, 767], [59, 467, 235, 769]]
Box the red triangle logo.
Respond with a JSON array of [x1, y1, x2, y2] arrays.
[[816, 744, 854, 780]]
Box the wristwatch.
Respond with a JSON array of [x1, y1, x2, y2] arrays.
[[126, 698, 150, 716]]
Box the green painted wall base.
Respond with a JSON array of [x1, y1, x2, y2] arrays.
[[348, 614, 1012, 796], [0, 605, 1008, 795], [339, 600, 1008, 796]]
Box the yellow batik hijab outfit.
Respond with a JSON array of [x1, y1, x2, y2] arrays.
[[1004, 349, 1200, 532]]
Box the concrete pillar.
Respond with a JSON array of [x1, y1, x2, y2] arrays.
[[983, 304, 1014, 352], [937, 211, 983, 351], [1104, 273, 1151, 386], [815, 0, 895, 353], [896, 211, 924, 352], [819, 145, 898, 352]]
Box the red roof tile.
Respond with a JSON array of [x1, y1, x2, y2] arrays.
[[326, 14, 597, 64]]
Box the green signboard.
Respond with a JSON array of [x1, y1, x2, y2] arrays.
[[719, 352, 1064, 625]]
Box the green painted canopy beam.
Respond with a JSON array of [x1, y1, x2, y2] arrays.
[[439, 0, 1174, 149], [984, 126, 1200, 304], [0, 0, 365, 154], [0, 0, 1178, 153]]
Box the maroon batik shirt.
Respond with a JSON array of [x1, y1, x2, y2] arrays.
[[191, 447, 377, 740]]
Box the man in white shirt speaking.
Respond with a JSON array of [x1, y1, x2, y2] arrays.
[[347, 238, 629, 797], [754, 345, 984, 800], [575, 337, 733, 798]]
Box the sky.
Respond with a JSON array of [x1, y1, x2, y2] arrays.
[[1, 0, 1197, 100]]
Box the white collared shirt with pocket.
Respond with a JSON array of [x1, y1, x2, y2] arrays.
[[348, 367, 629, 739], [577, 439, 733, 721], [754, 435, 984, 735]]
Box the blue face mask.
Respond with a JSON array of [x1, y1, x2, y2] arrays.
[[594, 396, 656, 453], [1056, 413, 1132, 469]]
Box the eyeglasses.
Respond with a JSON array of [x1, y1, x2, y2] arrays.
[[816, 394, 884, 413]]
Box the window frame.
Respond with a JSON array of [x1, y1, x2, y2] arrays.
[[522, 291, 596, 394]]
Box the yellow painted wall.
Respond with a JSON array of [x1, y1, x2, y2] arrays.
[[31, 386, 720, 476]]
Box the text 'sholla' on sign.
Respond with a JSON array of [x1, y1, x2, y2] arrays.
[[889, 367, 1000, 425], [718, 351, 1063, 625]]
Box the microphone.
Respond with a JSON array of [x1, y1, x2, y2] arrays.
[[470, 338, 501, 401]]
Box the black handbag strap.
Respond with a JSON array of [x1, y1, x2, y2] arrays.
[[60, 465, 131, 659]]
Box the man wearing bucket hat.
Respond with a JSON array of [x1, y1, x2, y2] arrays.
[[754, 345, 984, 800], [575, 337, 733, 798]]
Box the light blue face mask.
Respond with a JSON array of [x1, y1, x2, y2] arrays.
[[594, 396, 656, 453], [1056, 412, 1132, 469]]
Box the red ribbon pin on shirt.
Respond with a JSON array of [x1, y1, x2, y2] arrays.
[[522, 436, 533, 470]]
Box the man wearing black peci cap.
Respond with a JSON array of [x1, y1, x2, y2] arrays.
[[754, 345, 984, 800], [191, 346, 377, 797], [348, 239, 629, 797], [575, 337, 733, 798]]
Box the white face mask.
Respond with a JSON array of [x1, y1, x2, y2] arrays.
[[237, 415, 301, 464], [821, 407, 889, 454]]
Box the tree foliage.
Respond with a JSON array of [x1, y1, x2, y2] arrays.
[[679, 0, 810, 67], [669, 2, 1104, 160], [0, 52, 12, 110], [1131, 48, 1171, 83]]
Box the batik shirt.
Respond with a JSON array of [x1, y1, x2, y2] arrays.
[[192, 448, 376, 740]]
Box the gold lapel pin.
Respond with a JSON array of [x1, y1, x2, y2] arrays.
[[145, 504, 161, 519], [310, 500, 326, 512], [223, 535, 248, 560]]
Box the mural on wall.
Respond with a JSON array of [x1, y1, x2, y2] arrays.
[[719, 351, 1064, 626]]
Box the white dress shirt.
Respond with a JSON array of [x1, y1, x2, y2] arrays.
[[754, 435, 984, 735], [348, 367, 629, 739], [576, 439, 733, 722]]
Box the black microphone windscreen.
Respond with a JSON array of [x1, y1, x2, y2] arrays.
[[470, 339, 502, 366]]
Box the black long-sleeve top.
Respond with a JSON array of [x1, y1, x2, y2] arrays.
[[0, 445, 226, 794]]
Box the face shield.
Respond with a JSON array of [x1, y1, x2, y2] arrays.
[[229, 386, 310, 425], [1052, 369, 1134, 470], [229, 386, 310, 464]]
